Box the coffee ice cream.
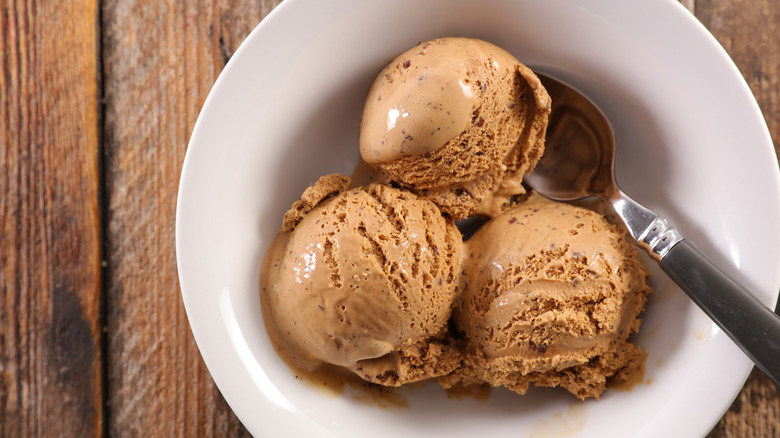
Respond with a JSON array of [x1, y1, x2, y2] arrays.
[[442, 193, 651, 399], [260, 37, 653, 400], [359, 37, 551, 219], [261, 175, 463, 385]]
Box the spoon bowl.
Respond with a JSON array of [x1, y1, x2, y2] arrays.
[[525, 72, 780, 387], [526, 74, 616, 201]]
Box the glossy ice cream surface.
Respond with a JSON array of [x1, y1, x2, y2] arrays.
[[360, 39, 479, 163], [359, 37, 551, 219], [261, 175, 462, 385], [442, 193, 651, 399]]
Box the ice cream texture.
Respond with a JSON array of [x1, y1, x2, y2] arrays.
[[442, 193, 651, 399], [260, 37, 652, 400], [261, 175, 463, 385], [359, 37, 551, 219]]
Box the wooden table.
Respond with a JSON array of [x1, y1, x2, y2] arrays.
[[2, 0, 778, 436]]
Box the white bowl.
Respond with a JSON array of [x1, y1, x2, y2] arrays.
[[176, 0, 780, 436]]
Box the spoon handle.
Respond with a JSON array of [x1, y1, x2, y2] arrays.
[[610, 191, 780, 385], [659, 238, 780, 386]]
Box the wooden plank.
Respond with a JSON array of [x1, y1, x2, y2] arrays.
[[711, 369, 780, 437], [0, 0, 102, 436], [101, 0, 282, 435], [695, 0, 780, 436]]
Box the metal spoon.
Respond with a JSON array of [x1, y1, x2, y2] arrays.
[[526, 73, 780, 386]]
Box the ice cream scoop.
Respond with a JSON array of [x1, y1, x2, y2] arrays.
[[359, 37, 550, 220], [446, 193, 651, 399], [525, 73, 780, 387], [261, 177, 462, 385]]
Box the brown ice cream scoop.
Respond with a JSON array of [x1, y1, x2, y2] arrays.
[[445, 193, 651, 399], [527, 73, 780, 387], [359, 37, 550, 219], [261, 177, 462, 384]]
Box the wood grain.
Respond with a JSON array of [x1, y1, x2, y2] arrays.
[[0, 0, 102, 436], [101, 0, 281, 435], [696, 0, 780, 434], [1, 0, 778, 436], [711, 369, 780, 437]]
